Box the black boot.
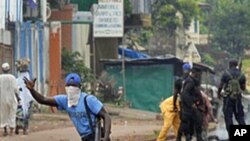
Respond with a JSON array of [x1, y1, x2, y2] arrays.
[[197, 133, 204, 141], [176, 132, 182, 141], [185, 134, 191, 141]]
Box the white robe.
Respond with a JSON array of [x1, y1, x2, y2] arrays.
[[16, 72, 34, 118], [0, 74, 19, 128]]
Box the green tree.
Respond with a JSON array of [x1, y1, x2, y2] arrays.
[[209, 0, 250, 57], [126, 28, 153, 48], [152, 0, 200, 35], [61, 48, 94, 90], [202, 53, 216, 65], [124, 0, 132, 17]]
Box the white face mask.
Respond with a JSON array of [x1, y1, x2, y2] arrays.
[[65, 86, 81, 107]]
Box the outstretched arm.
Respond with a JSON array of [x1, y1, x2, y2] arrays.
[[23, 77, 58, 107], [98, 107, 111, 141]]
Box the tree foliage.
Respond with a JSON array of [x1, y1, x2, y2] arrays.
[[61, 48, 95, 89], [202, 53, 216, 66], [152, 0, 200, 35], [126, 28, 154, 48], [209, 0, 250, 57], [124, 0, 132, 17]]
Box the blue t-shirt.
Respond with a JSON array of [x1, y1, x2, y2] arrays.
[[54, 93, 103, 137]]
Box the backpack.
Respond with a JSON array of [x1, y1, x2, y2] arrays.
[[224, 71, 242, 99]]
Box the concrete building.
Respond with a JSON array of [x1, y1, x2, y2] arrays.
[[130, 0, 154, 14]]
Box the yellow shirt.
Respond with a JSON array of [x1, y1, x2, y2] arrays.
[[159, 96, 180, 113]]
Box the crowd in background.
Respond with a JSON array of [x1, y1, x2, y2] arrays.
[[157, 59, 247, 141]]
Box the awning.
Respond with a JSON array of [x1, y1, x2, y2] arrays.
[[118, 47, 150, 59]]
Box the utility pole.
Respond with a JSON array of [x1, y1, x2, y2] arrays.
[[41, 0, 47, 22], [91, 4, 98, 80]]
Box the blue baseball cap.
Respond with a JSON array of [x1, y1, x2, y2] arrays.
[[65, 73, 81, 86], [182, 63, 191, 71]]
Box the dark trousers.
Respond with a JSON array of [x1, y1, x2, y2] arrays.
[[223, 97, 246, 137], [177, 109, 203, 141], [81, 133, 95, 141]]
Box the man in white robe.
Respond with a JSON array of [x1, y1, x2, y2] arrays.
[[16, 70, 33, 134], [0, 63, 19, 136]]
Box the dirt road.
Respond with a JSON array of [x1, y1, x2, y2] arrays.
[[1, 123, 161, 141], [0, 106, 164, 141]]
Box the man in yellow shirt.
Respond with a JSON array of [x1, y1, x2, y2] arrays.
[[157, 79, 182, 141]]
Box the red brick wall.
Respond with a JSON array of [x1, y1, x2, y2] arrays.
[[49, 5, 74, 51]]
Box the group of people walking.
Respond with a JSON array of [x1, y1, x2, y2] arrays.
[[157, 59, 247, 141], [0, 61, 34, 136]]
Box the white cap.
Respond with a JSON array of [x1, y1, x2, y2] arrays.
[[2, 63, 10, 71]]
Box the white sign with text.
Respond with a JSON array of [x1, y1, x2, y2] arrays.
[[93, 0, 124, 38]]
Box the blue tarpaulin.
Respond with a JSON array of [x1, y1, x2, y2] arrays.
[[28, 0, 38, 9], [118, 47, 150, 59]]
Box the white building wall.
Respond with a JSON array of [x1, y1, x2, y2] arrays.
[[130, 0, 153, 14], [43, 24, 50, 96], [0, 1, 5, 29], [9, 0, 22, 22], [183, 42, 201, 63], [0, 0, 23, 28], [72, 12, 92, 69], [72, 24, 91, 68], [185, 19, 206, 45]]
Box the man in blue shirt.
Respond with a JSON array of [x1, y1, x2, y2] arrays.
[[24, 73, 111, 141]]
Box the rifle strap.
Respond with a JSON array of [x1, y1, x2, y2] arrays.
[[226, 71, 242, 80], [84, 95, 95, 134]]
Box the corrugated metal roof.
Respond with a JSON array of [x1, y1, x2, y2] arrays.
[[100, 57, 215, 74], [70, 0, 97, 11], [193, 62, 215, 74], [100, 56, 182, 65]]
